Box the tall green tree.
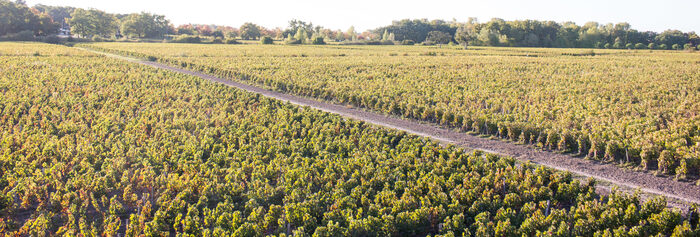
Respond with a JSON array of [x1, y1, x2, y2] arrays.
[[284, 19, 313, 39], [294, 28, 307, 42], [454, 22, 476, 49], [239, 22, 260, 40], [655, 30, 689, 47], [425, 30, 451, 44], [374, 19, 457, 43], [0, 0, 58, 36], [120, 12, 170, 38], [69, 8, 117, 38], [346, 26, 356, 41], [555, 22, 580, 47], [33, 4, 75, 25]]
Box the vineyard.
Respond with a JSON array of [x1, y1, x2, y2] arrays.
[[83, 43, 700, 183], [0, 42, 697, 235]]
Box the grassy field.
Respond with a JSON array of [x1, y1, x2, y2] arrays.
[[1, 42, 698, 235], [84, 42, 700, 180]]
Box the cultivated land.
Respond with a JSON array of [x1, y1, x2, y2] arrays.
[[1, 42, 699, 235], [82, 46, 700, 207], [83, 43, 700, 184]]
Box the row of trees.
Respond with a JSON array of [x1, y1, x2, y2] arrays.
[[173, 20, 360, 44], [0, 0, 171, 40], [175, 18, 699, 48], [459, 18, 699, 49], [67, 9, 171, 39], [4, 0, 698, 49], [373, 18, 700, 49], [0, 0, 58, 37]]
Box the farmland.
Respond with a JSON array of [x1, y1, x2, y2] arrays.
[[1, 42, 698, 235], [84, 43, 700, 181]]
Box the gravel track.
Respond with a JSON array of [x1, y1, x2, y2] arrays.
[[85, 48, 700, 208]]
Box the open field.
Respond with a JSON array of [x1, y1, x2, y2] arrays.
[[84, 43, 700, 182], [1, 42, 699, 235]]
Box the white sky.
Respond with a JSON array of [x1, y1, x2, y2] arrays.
[[26, 0, 699, 33]]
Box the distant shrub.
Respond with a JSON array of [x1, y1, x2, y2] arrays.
[[0, 30, 35, 41], [311, 37, 325, 45], [92, 35, 104, 42], [364, 40, 382, 45], [401, 40, 415, 45], [225, 38, 240, 44], [604, 43, 611, 49], [648, 43, 656, 50], [671, 44, 681, 50], [260, 36, 273, 44], [634, 43, 646, 49], [658, 44, 668, 50], [625, 43, 634, 49], [684, 43, 694, 50], [381, 40, 394, 45], [562, 50, 595, 56], [212, 38, 223, 44], [43, 35, 61, 44], [285, 39, 302, 45], [340, 40, 384, 45], [172, 35, 201, 43]]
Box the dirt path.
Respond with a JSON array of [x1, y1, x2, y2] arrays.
[[84, 48, 700, 208]]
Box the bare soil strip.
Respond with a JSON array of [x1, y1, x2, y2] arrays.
[[86, 48, 700, 207]]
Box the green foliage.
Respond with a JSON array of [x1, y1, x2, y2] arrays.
[[658, 150, 674, 175], [0, 0, 58, 37], [684, 43, 695, 50], [260, 36, 273, 44], [240, 22, 261, 40], [120, 12, 170, 39], [374, 19, 456, 43], [425, 31, 452, 44], [311, 36, 325, 45], [171, 34, 201, 43], [675, 158, 689, 181], [212, 30, 224, 39], [454, 22, 476, 49], [294, 28, 308, 43], [69, 8, 117, 38], [0, 30, 34, 41], [400, 40, 415, 45]]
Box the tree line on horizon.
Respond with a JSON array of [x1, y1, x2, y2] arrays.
[[380, 18, 700, 50], [1, 0, 699, 49]]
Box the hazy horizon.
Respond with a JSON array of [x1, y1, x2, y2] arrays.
[[26, 0, 699, 33]]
